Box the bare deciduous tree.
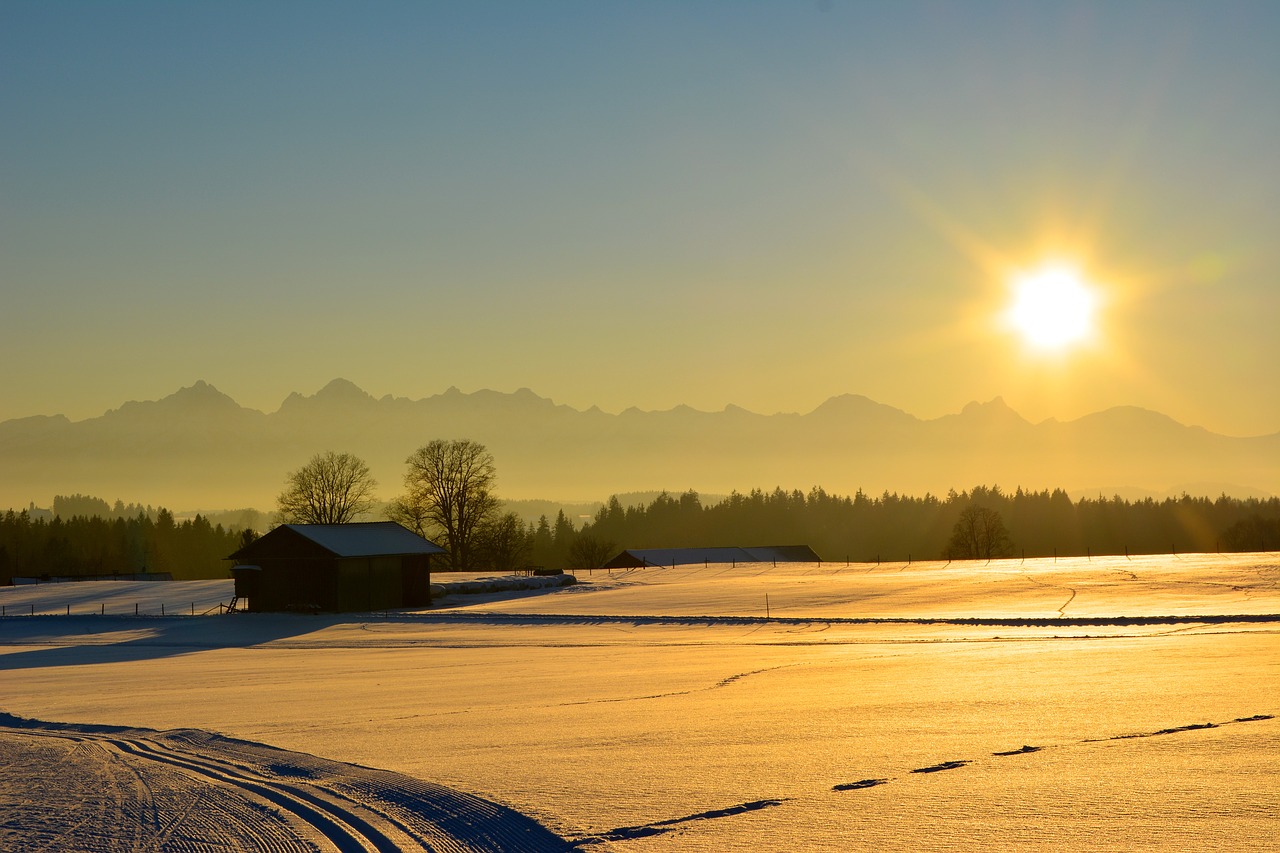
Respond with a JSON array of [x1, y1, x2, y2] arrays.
[[276, 451, 378, 525], [567, 534, 617, 569], [387, 439, 500, 569], [944, 505, 1014, 561], [475, 511, 532, 572]]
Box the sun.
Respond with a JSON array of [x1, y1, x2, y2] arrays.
[[1004, 264, 1098, 351]]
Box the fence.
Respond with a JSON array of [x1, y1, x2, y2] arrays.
[[0, 600, 236, 617]]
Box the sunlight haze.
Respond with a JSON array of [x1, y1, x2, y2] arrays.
[[1005, 263, 1099, 352], [3, 5, 1279, 846], [2, 2, 1278, 436]]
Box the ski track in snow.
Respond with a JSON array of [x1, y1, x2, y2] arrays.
[[558, 664, 796, 707], [0, 715, 577, 853], [1017, 570, 1079, 616]]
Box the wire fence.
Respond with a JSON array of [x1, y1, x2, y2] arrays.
[[0, 601, 236, 618]]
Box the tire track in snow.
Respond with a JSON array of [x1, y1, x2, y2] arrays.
[[106, 736, 411, 853], [163, 727, 575, 853], [0, 733, 84, 831], [14, 730, 393, 853], [20, 738, 150, 853], [1, 715, 578, 853], [0, 732, 289, 853]]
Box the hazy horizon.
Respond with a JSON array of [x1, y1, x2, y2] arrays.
[[2, 376, 1276, 513], [13, 375, 1280, 436], [4, 2, 1279, 437]]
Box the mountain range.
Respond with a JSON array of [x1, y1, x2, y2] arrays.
[[2, 379, 1276, 511]]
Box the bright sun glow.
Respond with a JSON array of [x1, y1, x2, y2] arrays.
[[1006, 264, 1098, 351]]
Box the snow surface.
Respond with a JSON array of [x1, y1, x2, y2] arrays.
[[1, 713, 571, 852], [2, 554, 1278, 850]]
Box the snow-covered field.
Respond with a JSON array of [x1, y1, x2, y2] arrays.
[[2, 553, 1278, 851]]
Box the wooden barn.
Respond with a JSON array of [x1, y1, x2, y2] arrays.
[[603, 545, 822, 569], [227, 522, 446, 613]]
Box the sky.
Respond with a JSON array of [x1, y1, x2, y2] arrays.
[[3, 1, 1278, 436]]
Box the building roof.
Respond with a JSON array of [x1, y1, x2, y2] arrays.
[[603, 545, 821, 569], [231, 522, 446, 561]]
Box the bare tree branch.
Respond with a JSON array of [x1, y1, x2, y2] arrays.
[[276, 451, 378, 525], [944, 505, 1014, 561], [389, 439, 500, 569]]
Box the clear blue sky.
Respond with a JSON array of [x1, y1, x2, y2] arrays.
[[3, 1, 1277, 435]]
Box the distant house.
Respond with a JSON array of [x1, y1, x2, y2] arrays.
[[603, 545, 822, 569], [227, 522, 446, 613]]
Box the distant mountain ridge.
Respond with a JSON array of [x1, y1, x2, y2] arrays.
[[1, 379, 1276, 510]]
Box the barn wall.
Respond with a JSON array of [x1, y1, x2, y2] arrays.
[[402, 554, 432, 607], [248, 557, 337, 612], [336, 557, 402, 611]]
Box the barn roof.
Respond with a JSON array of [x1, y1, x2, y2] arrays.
[[603, 545, 821, 569], [230, 522, 446, 560]]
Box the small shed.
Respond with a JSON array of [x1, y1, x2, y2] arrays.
[[227, 522, 446, 612], [603, 545, 822, 569]]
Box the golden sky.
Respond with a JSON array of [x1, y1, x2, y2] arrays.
[[3, 2, 1277, 436]]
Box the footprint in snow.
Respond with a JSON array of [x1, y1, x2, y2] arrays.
[[911, 760, 969, 773]]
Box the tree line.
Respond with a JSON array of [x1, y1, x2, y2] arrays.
[[7, 445, 1278, 582], [0, 508, 249, 584], [555, 485, 1280, 566], [51, 494, 164, 521], [49, 494, 266, 538]]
